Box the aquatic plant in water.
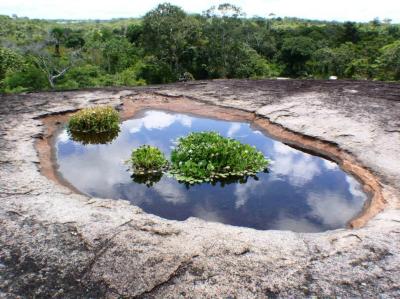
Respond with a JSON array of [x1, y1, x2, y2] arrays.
[[67, 106, 120, 134], [170, 131, 269, 184], [129, 145, 169, 174]]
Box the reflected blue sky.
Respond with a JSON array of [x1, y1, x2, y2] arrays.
[[56, 110, 367, 232]]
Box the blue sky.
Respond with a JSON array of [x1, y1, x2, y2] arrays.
[[1, 0, 399, 22]]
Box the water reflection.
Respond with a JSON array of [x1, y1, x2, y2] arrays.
[[131, 172, 163, 187], [306, 190, 364, 227], [152, 179, 187, 205], [68, 129, 120, 145], [126, 110, 192, 134], [56, 110, 367, 232], [270, 141, 321, 186]]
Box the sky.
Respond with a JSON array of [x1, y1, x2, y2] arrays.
[[0, 0, 399, 23]]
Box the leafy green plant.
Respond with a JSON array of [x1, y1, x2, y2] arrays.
[[170, 132, 269, 184], [3, 65, 48, 93], [67, 106, 120, 133], [129, 145, 169, 174]]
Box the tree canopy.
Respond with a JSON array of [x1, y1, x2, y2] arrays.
[[1, 3, 399, 93]]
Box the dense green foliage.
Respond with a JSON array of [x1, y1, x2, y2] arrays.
[[67, 106, 120, 133], [129, 145, 169, 173], [170, 132, 269, 184], [1, 3, 400, 93]]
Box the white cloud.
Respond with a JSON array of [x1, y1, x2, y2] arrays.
[[2, 0, 399, 22]]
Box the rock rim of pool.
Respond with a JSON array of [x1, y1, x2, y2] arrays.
[[1, 79, 400, 297]]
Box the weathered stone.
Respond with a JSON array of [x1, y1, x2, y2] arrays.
[[0, 79, 399, 298]]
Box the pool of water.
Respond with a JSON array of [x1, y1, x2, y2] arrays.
[[55, 109, 367, 232]]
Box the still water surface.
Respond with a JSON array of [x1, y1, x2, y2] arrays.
[[56, 110, 367, 232]]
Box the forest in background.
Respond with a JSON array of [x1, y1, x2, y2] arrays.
[[1, 3, 400, 93]]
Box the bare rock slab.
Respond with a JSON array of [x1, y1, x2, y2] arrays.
[[0, 79, 400, 298]]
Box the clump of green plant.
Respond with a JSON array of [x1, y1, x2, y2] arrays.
[[67, 106, 120, 133], [170, 132, 269, 184], [129, 145, 169, 174]]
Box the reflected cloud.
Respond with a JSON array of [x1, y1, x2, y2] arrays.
[[273, 142, 298, 154], [125, 110, 192, 134], [59, 151, 130, 199], [56, 128, 137, 198], [346, 175, 367, 201], [323, 160, 338, 170], [116, 183, 149, 205], [227, 123, 241, 137], [57, 130, 69, 143], [306, 190, 365, 227], [234, 179, 263, 208], [270, 141, 321, 187], [273, 187, 366, 232], [153, 179, 187, 204], [272, 213, 321, 232], [193, 204, 226, 223]]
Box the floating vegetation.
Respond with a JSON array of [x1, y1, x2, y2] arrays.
[[170, 132, 269, 184], [67, 106, 120, 133]]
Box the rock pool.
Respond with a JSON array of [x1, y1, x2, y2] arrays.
[[55, 109, 367, 232]]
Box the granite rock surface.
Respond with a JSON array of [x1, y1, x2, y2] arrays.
[[0, 79, 400, 298]]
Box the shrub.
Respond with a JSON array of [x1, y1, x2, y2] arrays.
[[63, 65, 103, 88], [115, 65, 146, 86], [67, 106, 120, 133], [0, 47, 25, 80], [170, 132, 269, 184], [129, 145, 168, 174], [377, 40, 400, 80], [56, 79, 80, 90], [3, 65, 48, 92]]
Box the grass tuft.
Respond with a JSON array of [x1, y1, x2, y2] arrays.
[[67, 106, 120, 134]]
